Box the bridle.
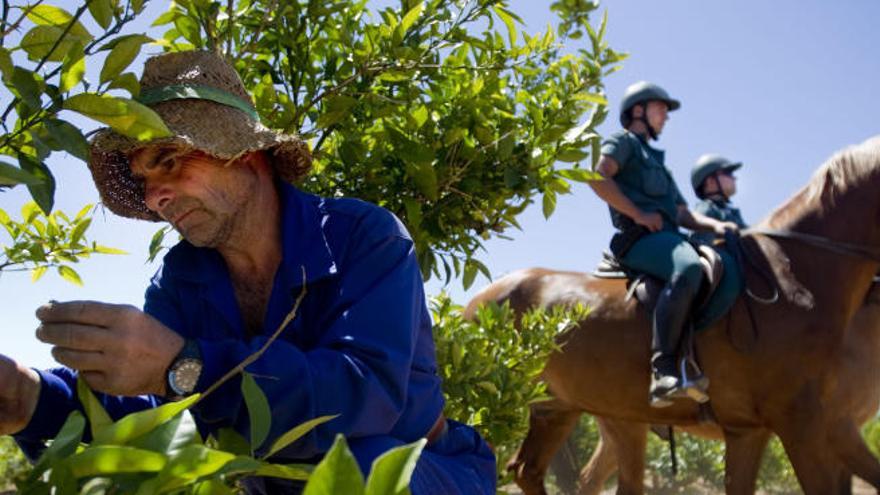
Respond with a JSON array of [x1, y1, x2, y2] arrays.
[[746, 227, 880, 264]]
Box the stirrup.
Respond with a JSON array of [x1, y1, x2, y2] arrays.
[[678, 355, 710, 403]]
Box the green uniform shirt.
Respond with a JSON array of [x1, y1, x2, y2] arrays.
[[600, 130, 685, 231], [691, 197, 748, 244]]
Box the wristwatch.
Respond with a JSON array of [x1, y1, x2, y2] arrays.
[[166, 339, 203, 399]]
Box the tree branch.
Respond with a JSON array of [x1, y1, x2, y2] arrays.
[[195, 267, 308, 402]]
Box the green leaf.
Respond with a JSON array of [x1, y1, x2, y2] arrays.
[[212, 428, 251, 456], [303, 435, 364, 495], [252, 462, 312, 480], [19, 25, 90, 62], [45, 119, 90, 162], [93, 245, 127, 254], [27, 5, 91, 38], [31, 266, 48, 282], [64, 446, 167, 477], [57, 265, 83, 286], [462, 259, 477, 291], [0, 47, 12, 81], [93, 394, 200, 445], [558, 168, 602, 183], [129, 412, 200, 455], [60, 41, 86, 92], [493, 6, 518, 48], [77, 376, 113, 438], [100, 35, 148, 84], [241, 372, 271, 451], [74, 203, 93, 220], [132, 0, 146, 13], [404, 161, 438, 201], [48, 462, 76, 495], [193, 479, 234, 495], [364, 439, 426, 495], [63, 93, 172, 140], [263, 415, 338, 460], [542, 190, 557, 218], [394, 2, 424, 42], [555, 148, 589, 163], [148, 226, 170, 262], [0, 160, 42, 186], [18, 154, 55, 214], [28, 411, 85, 482], [88, 0, 114, 29], [108, 72, 140, 97], [10, 66, 42, 110], [152, 445, 236, 493]]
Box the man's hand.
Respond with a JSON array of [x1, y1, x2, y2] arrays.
[[36, 301, 184, 397], [713, 221, 740, 236], [0, 355, 41, 435], [634, 211, 663, 232]]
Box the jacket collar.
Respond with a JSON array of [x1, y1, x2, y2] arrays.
[[162, 182, 337, 286]]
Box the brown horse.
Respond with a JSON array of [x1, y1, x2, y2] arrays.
[[573, 278, 880, 495], [465, 136, 880, 495]]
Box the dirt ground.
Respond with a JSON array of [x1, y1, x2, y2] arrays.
[[501, 477, 876, 494]]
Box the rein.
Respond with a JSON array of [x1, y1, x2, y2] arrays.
[[746, 227, 880, 263]]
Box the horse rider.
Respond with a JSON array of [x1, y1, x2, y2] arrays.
[[690, 154, 748, 245], [588, 81, 740, 407]]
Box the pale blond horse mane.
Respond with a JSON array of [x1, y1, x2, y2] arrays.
[[763, 135, 880, 229]]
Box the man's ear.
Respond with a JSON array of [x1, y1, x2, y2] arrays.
[[241, 150, 272, 175], [631, 104, 645, 119]]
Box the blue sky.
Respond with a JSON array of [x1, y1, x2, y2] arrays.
[[2, 0, 879, 368]]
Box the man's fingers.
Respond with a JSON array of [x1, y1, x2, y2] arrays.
[[50, 347, 105, 371], [36, 323, 110, 351], [80, 371, 108, 393], [36, 300, 130, 326]]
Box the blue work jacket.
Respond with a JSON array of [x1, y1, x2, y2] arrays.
[[15, 183, 495, 494]]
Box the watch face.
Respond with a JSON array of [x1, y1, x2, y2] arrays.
[[169, 358, 202, 396]]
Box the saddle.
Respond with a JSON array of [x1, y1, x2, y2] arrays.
[[594, 244, 725, 311], [593, 244, 725, 404]]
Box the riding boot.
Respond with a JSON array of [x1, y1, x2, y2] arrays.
[[650, 275, 697, 408]]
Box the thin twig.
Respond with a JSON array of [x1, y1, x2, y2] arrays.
[[195, 266, 308, 402], [0, 0, 42, 40]]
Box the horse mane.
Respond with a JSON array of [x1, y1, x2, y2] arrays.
[[763, 135, 880, 229]]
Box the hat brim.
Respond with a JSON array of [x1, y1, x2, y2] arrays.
[[664, 98, 681, 111], [88, 99, 310, 221], [722, 162, 742, 172]]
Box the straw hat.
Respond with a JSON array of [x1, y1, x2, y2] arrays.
[[87, 50, 311, 221]]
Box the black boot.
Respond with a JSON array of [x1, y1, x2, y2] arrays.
[[649, 275, 697, 408]]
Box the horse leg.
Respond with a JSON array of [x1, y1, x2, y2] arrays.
[[576, 417, 620, 495], [777, 425, 847, 494], [577, 417, 647, 495], [723, 427, 771, 495], [507, 402, 581, 495], [830, 418, 880, 489]]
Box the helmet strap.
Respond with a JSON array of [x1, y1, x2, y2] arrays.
[[629, 104, 659, 140]]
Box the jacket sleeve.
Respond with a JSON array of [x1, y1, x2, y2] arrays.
[[147, 206, 426, 460]]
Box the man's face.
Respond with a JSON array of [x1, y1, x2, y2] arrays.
[[129, 145, 256, 248], [644, 100, 669, 135], [719, 170, 737, 197]]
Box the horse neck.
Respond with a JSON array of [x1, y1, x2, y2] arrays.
[[760, 162, 880, 325]]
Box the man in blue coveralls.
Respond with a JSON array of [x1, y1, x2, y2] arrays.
[[0, 51, 495, 494]]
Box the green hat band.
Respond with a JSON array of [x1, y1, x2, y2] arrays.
[[136, 84, 260, 122]]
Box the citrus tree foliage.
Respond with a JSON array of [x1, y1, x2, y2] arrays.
[[1, 0, 165, 277], [0, 436, 28, 491], [13, 373, 423, 494], [1, 0, 171, 212], [0, 201, 124, 284], [151, 0, 622, 287], [430, 293, 588, 478]]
